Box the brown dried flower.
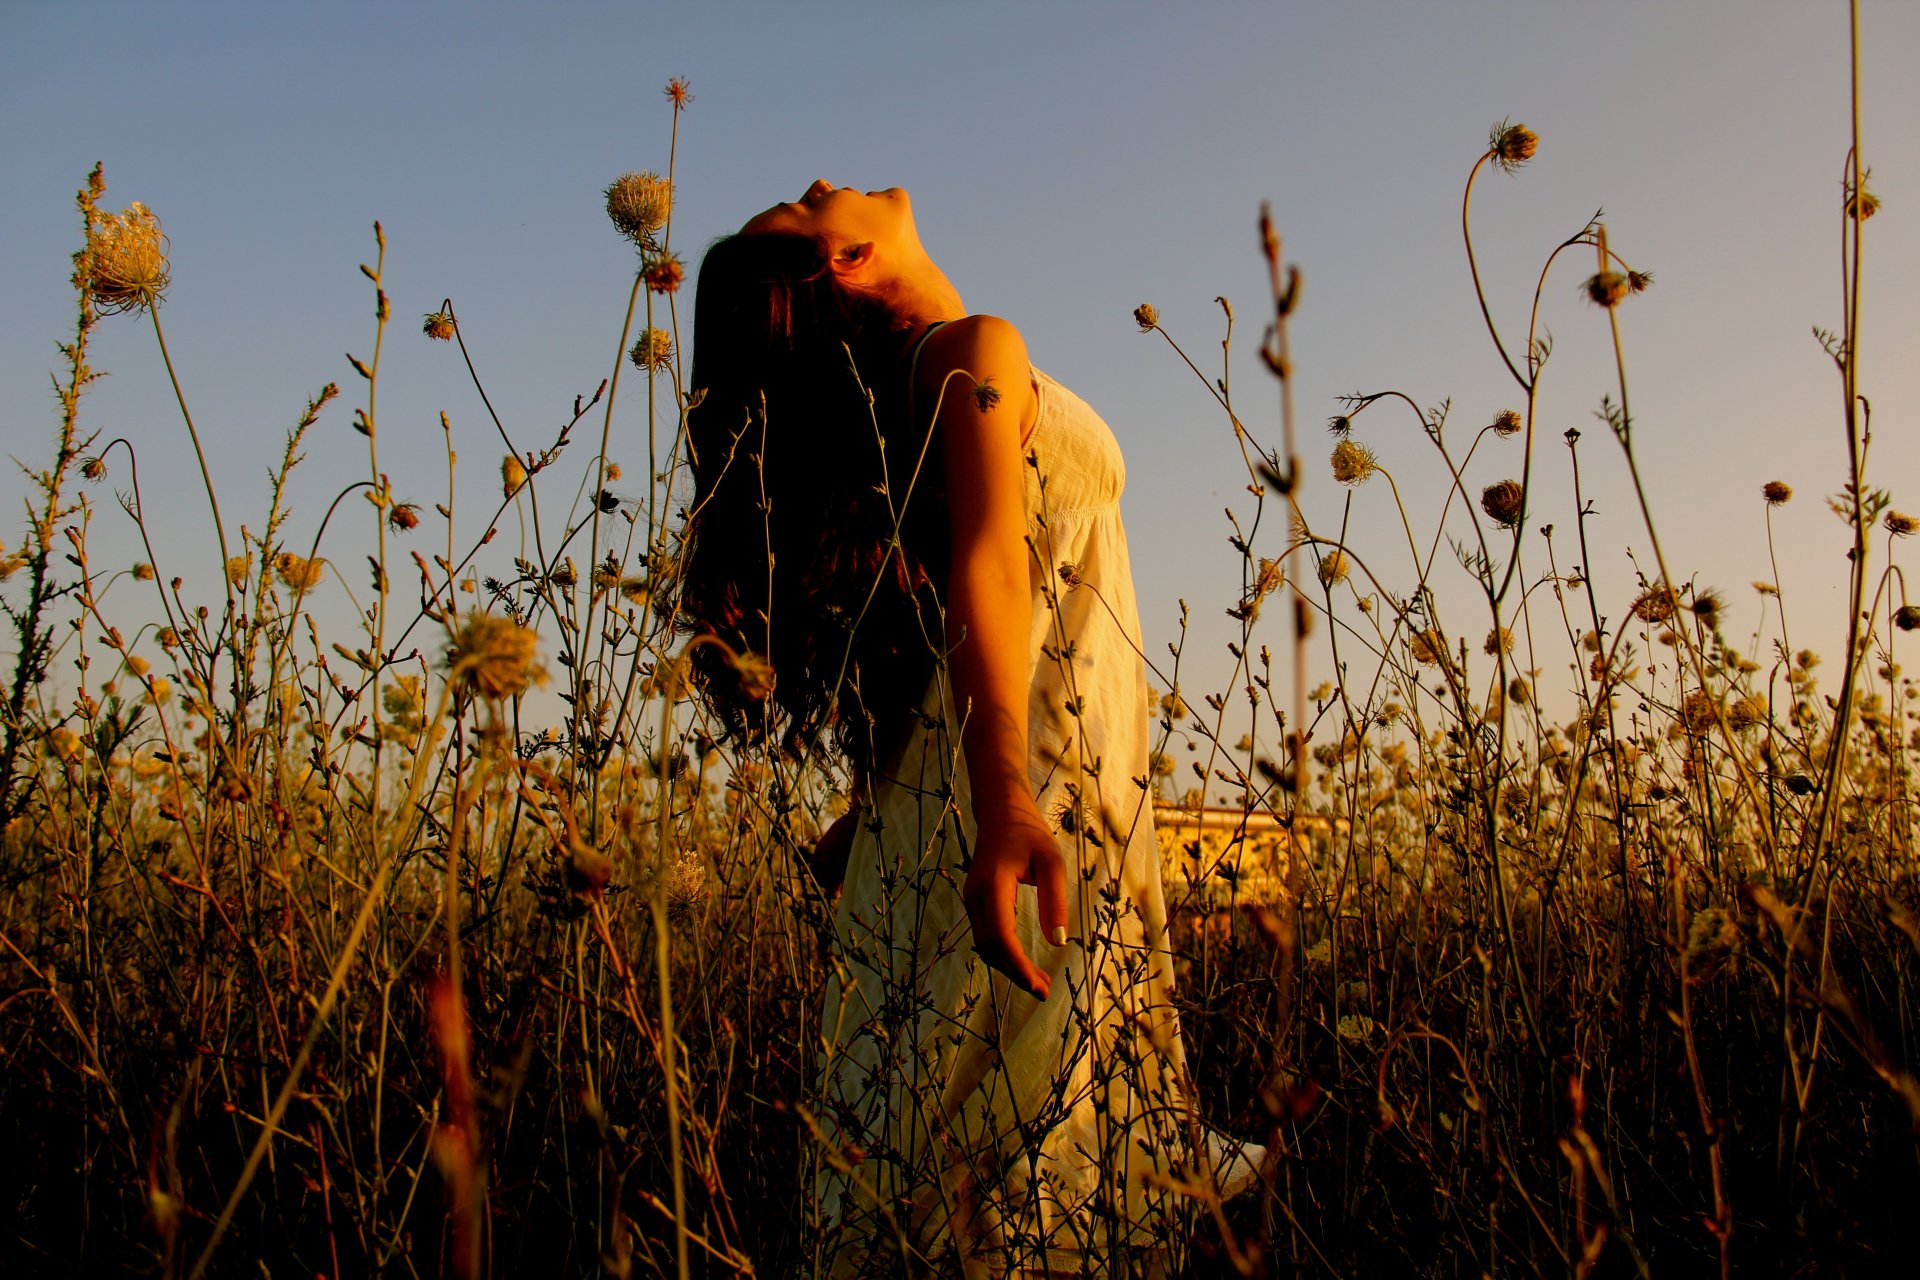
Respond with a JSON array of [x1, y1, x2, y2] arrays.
[[1481, 479, 1525, 528], [1584, 271, 1629, 308], [663, 77, 694, 108], [1490, 120, 1539, 174], [1317, 551, 1349, 588], [1331, 439, 1377, 486], [388, 502, 421, 532], [1884, 511, 1918, 537], [606, 171, 672, 241], [1409, 629, 1445, 666], [643, 253, 685, 294], [423, 311, 456, 341], [445, 612, 539, 701], [1133, 303, 1159, 332], [83, 200, 171, 314], [1490, 409, 1522, 437], [502, 455, 528, 498], [1896, 605, 1920, 633], [630, 328, 673, 371], [80, 456, 107, 481], [274, 552, 325, 592], [1762, 481, 1792, 506], [1680, 690, 1719, 734], [1631, 585, 1678, 624]]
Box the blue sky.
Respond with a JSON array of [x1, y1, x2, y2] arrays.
[[4, 1, 1917, 743]]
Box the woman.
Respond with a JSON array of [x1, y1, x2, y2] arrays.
[[680, 181, 1261, 1277]]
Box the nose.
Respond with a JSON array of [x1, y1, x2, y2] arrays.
[[804, 179, 835, 202]]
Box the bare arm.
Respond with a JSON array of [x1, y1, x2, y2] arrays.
[[921, 316, 1068, 999]]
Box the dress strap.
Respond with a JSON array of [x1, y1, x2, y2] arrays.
[[905, 319, 949, 425]]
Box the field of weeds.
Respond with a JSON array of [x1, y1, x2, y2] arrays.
[[3, 50, 1918, 1280]]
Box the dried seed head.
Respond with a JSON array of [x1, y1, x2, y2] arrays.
[[226, 555, 252, 588], [1762, 480, 1793, 506], [422, 311, 455, 341], [1885, 511, 1918, 537], [502, 455, 528, 498], [1727, 695, 1767, 732], [1691, 588, 1725, 626], [1317, 551, 1349, 587], [1631, 585, 1678, 624], [1133, 302, 1159, 332], [1490, 409, 1522, 437], [1409, 629, 1445, 666], [1507, 676, 1532, 706], [1489, 120, 1539, 173], [630, 328, 673, 371], [1480, 479, 1525, 528], [388, 502, 421, 532], [726, 647, 777, 702], [273, 553, 325, 592], [1896, 604, 1920, 632], [1844, 178, 1879, 221], [1254, 557, 1284, 597], [1584, 271, 1629, 308], [1327, 414, 1353, 438], [643, 253, 684, 294], [83, 200, 171, 314], [605, 171, 672, 241], [1331, 439, 1377, 486], [1628, 270, 1655, 294], [663, 77, 694, 108], [1484, 627, 1512, 656], [1680, 689, 1719, 734], [1753, 580, 1779, 596], [445, 611, 539, 700], [133, 562, 155, 581], [80, 456, 107, 481]]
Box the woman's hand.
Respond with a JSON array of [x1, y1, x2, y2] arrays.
[[962, 798, 1069, 1000]]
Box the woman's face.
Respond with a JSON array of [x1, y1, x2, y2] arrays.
[[740, 180, 916, 248]]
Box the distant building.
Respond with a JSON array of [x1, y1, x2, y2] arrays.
[[1152, 801, 1328, 909]]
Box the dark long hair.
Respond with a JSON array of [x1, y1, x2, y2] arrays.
[[675, 232, 949, 772]]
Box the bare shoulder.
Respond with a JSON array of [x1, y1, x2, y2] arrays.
[[916, 314, 1036, 428]]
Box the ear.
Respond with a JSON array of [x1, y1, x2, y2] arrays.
[[826, 240, 875, 282]]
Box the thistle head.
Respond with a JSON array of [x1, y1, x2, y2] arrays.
[[630, 328, 673, 371], [1331, 439, 1377, 486], [1885, 511, 1917, 538], [445, 611, 539, 701], [644, 253, 685, 294], [1489, 120, 1539, 174], [1762, 481, 1793, 506], [422, 311, 455, 341], [1490, 409, 1522, 437], [1480, 479, 1525, 529], [605, 171, 672, 242]]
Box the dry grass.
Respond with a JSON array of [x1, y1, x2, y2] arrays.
[[3, 51, 1917, 1280]]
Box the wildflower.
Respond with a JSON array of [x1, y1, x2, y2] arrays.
[[1885, 511, 1918, 537], [157, 627, 181, 650], [274, 553, 325, 591], [502, 455, 528, 498], [1680, 690, 1719, 734], [1409, 629, 1445, 666], [388, 502, 421, 532], [1508, 676, 1532, 706], [1132, 303, 1159, 332], [1327, 414, 1352, 437], [1489, 120, 1539, 173], [226, 555, 251, 588], [1330, 439, 1377, 486], [1485, 627, 1512, 656], [1691, 588, 1725, 627], [82, 200, 171, 314], [643, 253, 685, 294], [617, 577, 650, 605], [49, 726, 83, 763], [1480, 479, 1525, 528], [1316, 551, 1348, 588], [1630, 585, 1678, 624], [663, 76, 694, 108], [126, 654, 150, 677], [80, 456, 107, 481], [629, 328, 673, 371], [445, 611, 539, 700], [1490, 409, 1522, 437], [727, 648, 777, 702], [1762, 480, 1792, 505], [605, 171, 672, 241], [1584, 271, 1629, 308], [1335, 1013, 1378, 1043], [1753, 581, 1778, 596], [1057, 562, 1083, 587], [133, 562, 155, 581], [1254, 557, 1284, 597], [1896, 605, 1920, 632], [1728, 695, 1766, 732], [1628, 270, 1655, 294], [972, 378, 1002, 412], [422, 311, 456, 341], [1685, 907, 1741, 969]]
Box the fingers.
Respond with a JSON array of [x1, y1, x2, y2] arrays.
[[964, 868, 1052, 1001], [1031, 845, 1070, 950]]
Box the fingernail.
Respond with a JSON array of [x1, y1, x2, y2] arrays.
[[1049, 926, 1068, 947]]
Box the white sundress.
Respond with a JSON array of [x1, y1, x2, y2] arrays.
[[815, 351, 1264, 1279]]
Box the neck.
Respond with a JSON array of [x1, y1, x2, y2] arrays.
[[877, 249, 966, 326]]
